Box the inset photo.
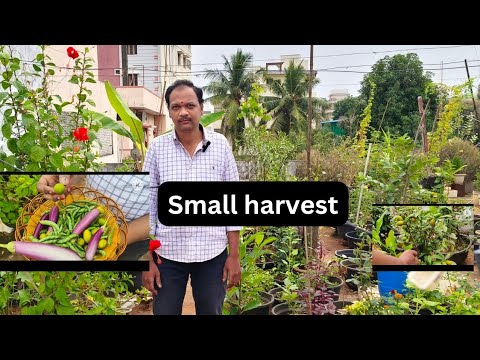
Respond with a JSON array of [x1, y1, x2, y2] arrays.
[[0, 173, 150, 270], [371, 204, 475, 270]]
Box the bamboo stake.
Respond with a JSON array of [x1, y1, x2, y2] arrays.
[[355, 142, 373, 225]]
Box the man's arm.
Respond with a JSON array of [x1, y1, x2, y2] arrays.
[[126, 214, 149, 245], [372, 249, 419, 265], [142, 140, 160, 239], [227, 230, 240, 257], [223, 230, 241, 287]]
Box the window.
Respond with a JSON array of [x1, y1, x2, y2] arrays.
[[127, 74, 138, 86], [177, 52, 183, 66], [134, 110, 143, 121], [127, 45, 137, 55]]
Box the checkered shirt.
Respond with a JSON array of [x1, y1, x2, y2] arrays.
[[143, 126, 242, 263]]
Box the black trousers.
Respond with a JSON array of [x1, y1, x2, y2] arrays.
[[152, 249, 228, 315]]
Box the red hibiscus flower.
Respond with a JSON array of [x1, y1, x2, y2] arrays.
[[73, 127, 89, 141], [149, 239, 161, 252], [67, 47, 79, 59]]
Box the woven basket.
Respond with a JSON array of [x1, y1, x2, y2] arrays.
[[15, 186, 128, 260]]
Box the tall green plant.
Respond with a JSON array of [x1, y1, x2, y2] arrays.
[[428, 81, 470, 157], [237, 83, 271, 128], [355, 81, 375, 158], [0, 46, 136, 171], [241, 126, 295, 181]]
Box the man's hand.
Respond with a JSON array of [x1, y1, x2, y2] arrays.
[[398, 249, 419, 265], [142, 255, 162, 296], [37, 175, 74, 201], [222, 254, 241, 288]]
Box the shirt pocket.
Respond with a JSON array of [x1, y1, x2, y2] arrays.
[[192, 161, 223, 181]]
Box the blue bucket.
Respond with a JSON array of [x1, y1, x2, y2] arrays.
[[377, 271, 409, 297]]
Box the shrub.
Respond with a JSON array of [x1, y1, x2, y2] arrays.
[[296, 142, 362, 186], [439, 137, 480, 182]]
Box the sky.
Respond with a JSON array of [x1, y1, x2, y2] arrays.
[[191, 45, 480, 101]]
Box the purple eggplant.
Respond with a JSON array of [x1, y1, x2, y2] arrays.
[[47, 206, 59, 233], [0, 241, 82, 260], [85, 227, 104, 261], [72, 208, 100, 236], [33, 212, 50, 239]]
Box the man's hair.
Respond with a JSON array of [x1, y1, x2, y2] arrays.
[[165, 79, 204, 108]]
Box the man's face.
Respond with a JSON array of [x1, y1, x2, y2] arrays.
[[169, 86, 203, 133]]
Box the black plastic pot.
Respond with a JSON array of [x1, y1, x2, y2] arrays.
[[241, 291, 274, 315], [345, 230, 371, 251], [333, 300, 353, 314], [268, 287, 284, 307], [336, 221, 358, 239], [271, 302, 289, 315], [447, 250, 469, 265], [256, 260, 275, 270], [319, 275, 343, 299], [340, 258, 374, 291], [335, 249, 371, 261]]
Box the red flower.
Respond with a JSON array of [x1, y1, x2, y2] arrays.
[[73, 127, 89, 141], [149, 239, 161, 252], [67, 47, 79, 59]]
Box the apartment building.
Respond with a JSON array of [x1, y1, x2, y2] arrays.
[[0, 45, 192, 165]]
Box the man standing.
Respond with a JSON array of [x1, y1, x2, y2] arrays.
[[142, 79, 241, 315]]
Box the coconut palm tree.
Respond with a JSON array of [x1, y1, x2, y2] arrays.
[[203, 49, 258, 151], [262, 61, 329, 135]]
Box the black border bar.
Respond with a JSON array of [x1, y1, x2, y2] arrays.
[[373, 265, 474, 271], [0, 260, 149, 271]]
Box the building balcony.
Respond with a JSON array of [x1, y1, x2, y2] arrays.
[[116, 86, 162, 115]]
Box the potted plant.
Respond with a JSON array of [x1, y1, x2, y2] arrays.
[[451, 156, 467, 185], [223, 228, 276, 315]]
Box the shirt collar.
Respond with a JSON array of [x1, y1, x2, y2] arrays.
[[172, 123, 211, 147]]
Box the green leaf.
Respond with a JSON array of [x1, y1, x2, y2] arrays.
[[88, 110, 136, 143], [385, 230, 397, 252], [21, 113, 36, 127], [22, 100, 34, 111], [1, 123, 12, 138], [54, 104, 63, 114], [38, 297, 55, 313], [69, 75, 79, 84], [49, 153, 64, 169], [18, 289, 31, 306], [67, 163, 82, 171], [54, 286, 71, 307], [16, 271, 34, 283], [7, 138, 17, 153], [104, 80, 145, 156], [12, 80, 27, 93], [18, 133, 35, 151], [22, 306, 39, 315], [10, 62, 20, 72], [0, 92, 8, 102], [200, 111, 224, 127], [55, 304, 75, 315], [30, 146, 47, 162], [85, 78, 96, 83], [32, 64, 41, 72]]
